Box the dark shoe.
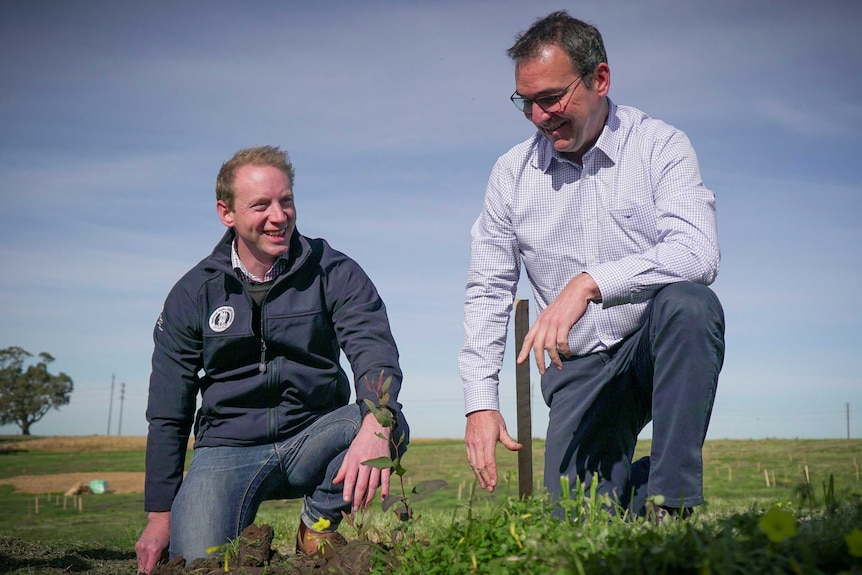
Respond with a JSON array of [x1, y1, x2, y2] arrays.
[[646, 501, 692, 524], [623, 456, 651, 514]]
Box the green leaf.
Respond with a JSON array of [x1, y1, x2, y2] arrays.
[[362, 456, 394, 470], [845, 528, 862, 557], [382, 493, 405, 512], [362, 398, 392, 427], [409, 479, 448, 503], [376, 409, 392, 427]]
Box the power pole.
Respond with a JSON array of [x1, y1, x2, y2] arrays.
[[118, 382, 126, 436], [847, 403, 851, 440], [107, 374, 115, 436]]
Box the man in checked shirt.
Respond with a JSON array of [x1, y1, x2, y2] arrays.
[[460, 11, 725, 521]]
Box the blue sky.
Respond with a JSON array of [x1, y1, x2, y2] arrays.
[[1, 1, 860, 442]]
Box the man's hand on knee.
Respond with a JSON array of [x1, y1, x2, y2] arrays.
[[335, 413, 392, 510]]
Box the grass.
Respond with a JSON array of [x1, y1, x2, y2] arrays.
[[387, 491, 862, 574], [701, 438, 862, 505], [1, 436, 862, 573], [0, 450, 148, 478], [0, 486, 143, 547]]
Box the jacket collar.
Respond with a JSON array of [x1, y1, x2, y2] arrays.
[[209, 228, 312, 279]]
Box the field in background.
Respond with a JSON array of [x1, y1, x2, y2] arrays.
[[1, 435, 861, 574], [2, 435, 860, 498], [2, 435, 860, 535]]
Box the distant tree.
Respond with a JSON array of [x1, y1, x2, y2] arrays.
[[0, 346, 74, 435]]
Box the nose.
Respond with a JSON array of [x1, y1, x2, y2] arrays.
[[528, 104, 553, 125], [267, 202, 287, 223]]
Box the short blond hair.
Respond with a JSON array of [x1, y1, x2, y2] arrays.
[[215, 146, 296, 210]]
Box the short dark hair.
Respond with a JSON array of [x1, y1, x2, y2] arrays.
[[507, 11, 607, 89], [215, 146, 296, 210]]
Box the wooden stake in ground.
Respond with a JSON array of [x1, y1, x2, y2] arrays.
[[514, 299, 533, 499]]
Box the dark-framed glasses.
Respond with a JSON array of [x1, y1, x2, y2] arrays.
[[510, 76, 582, 115]]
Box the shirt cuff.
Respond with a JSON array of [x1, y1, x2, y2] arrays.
[[463, 381, 500, 415]]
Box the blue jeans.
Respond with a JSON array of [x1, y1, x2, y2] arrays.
[[542, 282, 725, 513], [169, 404, 399, 561]]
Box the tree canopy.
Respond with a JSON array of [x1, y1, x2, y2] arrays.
[[0, 346, 74, 435]]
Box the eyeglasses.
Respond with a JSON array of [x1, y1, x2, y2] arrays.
[[510, 76, 582, 115]]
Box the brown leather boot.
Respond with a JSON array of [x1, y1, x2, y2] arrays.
[[296, 521, 338, 556]]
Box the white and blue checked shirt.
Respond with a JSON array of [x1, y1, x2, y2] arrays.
[[460, 101, 720, 414]]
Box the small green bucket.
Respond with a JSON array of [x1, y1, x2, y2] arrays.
[[89, 480, 108, 494]]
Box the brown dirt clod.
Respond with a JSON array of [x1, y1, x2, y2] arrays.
[[149, 523, 380, 575]]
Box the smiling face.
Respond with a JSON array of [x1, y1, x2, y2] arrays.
[[217, 164, 296, 279], [514, 43, 610, 164]]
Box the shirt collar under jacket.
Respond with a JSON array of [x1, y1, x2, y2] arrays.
[[536, 98, 620, 172], [230, 240, 290, 283]]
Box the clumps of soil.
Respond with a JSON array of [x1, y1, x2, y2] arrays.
[[151, 524, 383, 575]]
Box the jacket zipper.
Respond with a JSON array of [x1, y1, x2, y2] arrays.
[[259, 298, 277, 439]]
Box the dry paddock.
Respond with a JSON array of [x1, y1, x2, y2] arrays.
[[0, 435, 195, 494]]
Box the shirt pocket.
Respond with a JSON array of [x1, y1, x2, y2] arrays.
[[603, 203, 658, 260]]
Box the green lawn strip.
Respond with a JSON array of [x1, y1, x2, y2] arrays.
[[0, 449, 194, 479], [1, 438, 861, 573], [0, 534, 138, 575], [0, 485, 145, 547], [0, 451, 145, 478], [387, 487, 862, 574]]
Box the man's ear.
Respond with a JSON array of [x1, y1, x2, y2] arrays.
[[593, 62, 611, 97], [217, 200, 234, 228]]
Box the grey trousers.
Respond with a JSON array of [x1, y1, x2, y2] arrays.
[[541, 282, 725, 512]]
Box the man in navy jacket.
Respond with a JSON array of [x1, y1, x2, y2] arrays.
[[135, 146, 407, 573]]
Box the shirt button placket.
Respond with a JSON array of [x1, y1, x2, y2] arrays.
[[583, 166, 599, 266]]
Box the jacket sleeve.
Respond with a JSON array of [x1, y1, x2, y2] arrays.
[[144, 279, 203, 512], [320, 243, 403, 419]]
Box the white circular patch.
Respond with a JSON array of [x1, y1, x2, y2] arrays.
[[208, 306, 235, 332]]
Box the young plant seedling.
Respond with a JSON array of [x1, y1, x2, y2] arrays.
[[360, 372, 448, 538]]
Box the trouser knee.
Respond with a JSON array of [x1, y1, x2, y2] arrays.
[[652, 282, 724, 334]]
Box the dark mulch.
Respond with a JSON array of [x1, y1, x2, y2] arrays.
[[0, 524, 386, 574], [150, 524, 383, 575]]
